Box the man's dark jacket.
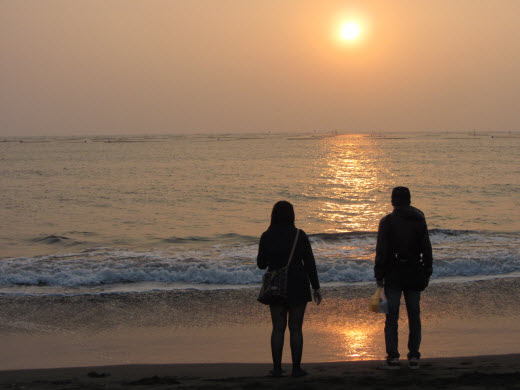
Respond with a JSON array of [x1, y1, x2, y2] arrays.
[[374, 205, 433, 285]]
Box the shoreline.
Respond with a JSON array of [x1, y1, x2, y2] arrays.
[[2, 271, 520, 297], [1, 278, 520, 370], [1, 354, 519, 389]]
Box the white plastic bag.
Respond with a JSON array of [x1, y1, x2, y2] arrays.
[[369, 287, 388, 314]]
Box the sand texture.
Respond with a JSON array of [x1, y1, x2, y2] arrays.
[[1, 354, 519, 389]]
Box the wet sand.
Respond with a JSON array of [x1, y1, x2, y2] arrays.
[[1, 278, 520, 370], [0, 354, 519, 389]]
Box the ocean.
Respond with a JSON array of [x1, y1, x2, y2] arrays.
[[1, 132, 519, 368], [1, 132, 519, 294]]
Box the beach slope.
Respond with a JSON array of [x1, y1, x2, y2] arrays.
[[1, 354, 519, 389]]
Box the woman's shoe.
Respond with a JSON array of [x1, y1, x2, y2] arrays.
[[291, 367, 308, 377], [269, 368, 284, 377]]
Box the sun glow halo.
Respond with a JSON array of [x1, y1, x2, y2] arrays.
[[341, 22, 360, 41]]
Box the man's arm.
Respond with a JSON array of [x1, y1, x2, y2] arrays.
[[421, 220, 433, 276], [374, 216, 390, 284]]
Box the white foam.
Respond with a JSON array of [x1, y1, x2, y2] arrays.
[[0, 230, 518, 290]]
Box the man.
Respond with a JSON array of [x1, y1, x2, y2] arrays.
[[374, 187, 433, 369]]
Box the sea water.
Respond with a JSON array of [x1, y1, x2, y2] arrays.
[[0, 132, 519, 293]]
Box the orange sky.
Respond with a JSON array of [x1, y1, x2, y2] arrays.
[[1, 0, 519, 135]]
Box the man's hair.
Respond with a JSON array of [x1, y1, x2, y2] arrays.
[[391, 186, 411, 206], [270, 200, 295, 227]]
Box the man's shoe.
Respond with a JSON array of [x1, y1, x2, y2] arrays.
[[408, 357, 420, 370], [379, 357, 400, 370]]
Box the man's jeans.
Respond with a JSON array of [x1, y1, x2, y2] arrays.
[[384, 285, 421, 360]]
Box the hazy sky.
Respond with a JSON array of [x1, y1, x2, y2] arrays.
[[1, 0, 519, 136]]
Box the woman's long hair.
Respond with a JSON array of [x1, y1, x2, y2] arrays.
[[269, 200, 295, 228]]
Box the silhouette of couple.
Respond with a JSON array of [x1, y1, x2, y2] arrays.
[[257, 187, 433, 377]]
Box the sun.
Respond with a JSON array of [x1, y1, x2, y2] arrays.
[[341, 22, 360, 41]]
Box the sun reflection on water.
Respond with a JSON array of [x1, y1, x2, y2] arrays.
[[319, 321, 381, 361], [306, 297, 384, 361], [305, 135, 391, 233], [340, 327, 372, 359]]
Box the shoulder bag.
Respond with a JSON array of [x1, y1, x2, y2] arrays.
[[257, 229, 300, 305]]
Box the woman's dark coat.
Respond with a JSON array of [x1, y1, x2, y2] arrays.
[[257, 226, 320, 305]]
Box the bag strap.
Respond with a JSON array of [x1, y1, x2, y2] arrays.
[[284, 229, 300, 270]]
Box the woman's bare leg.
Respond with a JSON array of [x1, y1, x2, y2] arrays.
[[288, 303, 307, 371], [269, 304, 288, 372]]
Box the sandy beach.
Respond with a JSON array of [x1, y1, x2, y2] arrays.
[[0, 354, 519, 389], [1, 278, 520, 371]]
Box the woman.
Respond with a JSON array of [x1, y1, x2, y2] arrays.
[[257, 200, 322, 377]]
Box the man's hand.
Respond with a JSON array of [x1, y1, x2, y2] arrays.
[[313, 289, 322, 305]]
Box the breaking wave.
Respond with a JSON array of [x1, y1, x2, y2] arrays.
[[2, 229, 518, 290]]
